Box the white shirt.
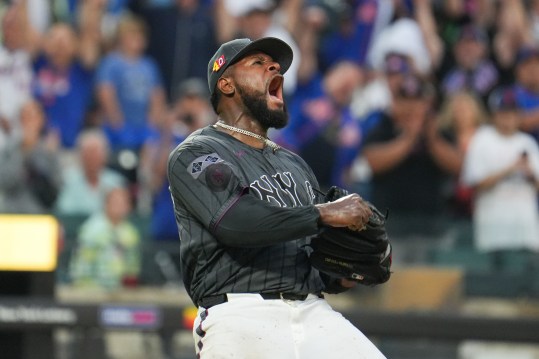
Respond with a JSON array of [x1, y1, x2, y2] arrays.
[[0, 46, 32, 149], [55, 167, 126, 216], [462, 125, 539, 252]]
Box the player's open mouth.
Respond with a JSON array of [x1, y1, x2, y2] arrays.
[[267, 75, 284, 106]]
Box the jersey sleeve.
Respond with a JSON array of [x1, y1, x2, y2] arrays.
[[167, 141, 246, 231], [167, 141, 322, 247]]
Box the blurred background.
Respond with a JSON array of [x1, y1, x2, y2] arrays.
[[1, 0, 539, 358]]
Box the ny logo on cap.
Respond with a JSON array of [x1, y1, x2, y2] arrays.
[[213, 55, 226, 72]]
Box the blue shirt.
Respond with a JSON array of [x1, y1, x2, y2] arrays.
[[145, 131, 186, 241], [96, 52, 163, 149], [514, 84, 539, 141], [319, 0, 378, 70], [276, 74, 365, 189], [33, 55, 94, 148], [68, 0, 128, 16]]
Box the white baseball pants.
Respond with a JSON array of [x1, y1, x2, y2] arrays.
[[193, 293, 387, 359]]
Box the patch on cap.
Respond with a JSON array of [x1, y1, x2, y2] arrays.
[[488, 87, 518, 113], [213, 55, 226, 72], [384, 53, 409, 74]]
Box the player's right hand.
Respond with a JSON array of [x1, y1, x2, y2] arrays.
[[316, 193, 372, 229]]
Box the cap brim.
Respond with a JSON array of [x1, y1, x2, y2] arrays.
[[228, 37, 293, 74]]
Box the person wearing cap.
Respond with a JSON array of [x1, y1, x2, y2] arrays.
[[167, 37, 386, 358], [441, 24, 498, 101], [361, 75, 452, 263], [462, 88, 539, 255], [275, 60, 365, 190], [139, 78, 214, 243], [351, 52, 413, 121], [514, 46, 539, 141]]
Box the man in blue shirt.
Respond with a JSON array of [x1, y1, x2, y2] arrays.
[[96, 15, 166, 151]]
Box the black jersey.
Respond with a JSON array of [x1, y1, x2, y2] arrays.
[[167, 125, 326, 305]]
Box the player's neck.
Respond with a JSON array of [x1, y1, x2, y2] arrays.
[[216, 112, 269, 149], [222, 111, 267, 136]]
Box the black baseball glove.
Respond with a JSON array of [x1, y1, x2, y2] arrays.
[[310, 186, 392, 286]]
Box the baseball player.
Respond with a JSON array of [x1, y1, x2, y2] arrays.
[[167, 37, 387, 358]]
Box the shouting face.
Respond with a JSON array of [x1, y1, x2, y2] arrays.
[[230, 52, 288, 129]]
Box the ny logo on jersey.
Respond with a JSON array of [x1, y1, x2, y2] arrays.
[[250, 172, 315, 207]]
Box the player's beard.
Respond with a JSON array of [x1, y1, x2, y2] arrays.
[[237, 85, 288, 130]]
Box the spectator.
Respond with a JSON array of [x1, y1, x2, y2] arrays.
[[33, 5, 103, 150], [70, 186, 141, 289], [55, 129, 125, 216], [318, 0, 392, 71], [96, 14, 166, 153], [139, 78, 213, 241], [462, 88, 539, 253], [492, 0, 534, 83], [433, 0, 496, 48], [0, 2, 34, 149], [132, 0, 217, 101], [434, 90, 486, 217], [0, 100, 61, 214], [514, 46, 539, 141], [361, 76, 450, 262], [351, 52, 414, 121], [440, 25, 498, 102], [277, 61, 365, 190]]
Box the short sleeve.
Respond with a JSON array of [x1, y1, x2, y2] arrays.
[[96, 55, 117, 86], [524, 136, 539, 179], [167, 142, 246, 231], [147, 57, 163, 89], [461, 131, 489, 186]]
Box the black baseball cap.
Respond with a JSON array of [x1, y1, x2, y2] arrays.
[[207, 37, 293, 96], [458, 25, 487, 43]]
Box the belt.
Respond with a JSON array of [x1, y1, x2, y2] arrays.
[[198, 292, 324, 309]]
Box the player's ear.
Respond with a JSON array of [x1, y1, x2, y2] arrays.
[[217, 76, 235, 96]]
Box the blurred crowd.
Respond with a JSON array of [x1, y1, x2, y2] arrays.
[[1, 0, 539, 289]]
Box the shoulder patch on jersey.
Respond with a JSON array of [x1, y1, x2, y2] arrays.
[[205, 162, 232, 191], [188, 153, 224, 179]]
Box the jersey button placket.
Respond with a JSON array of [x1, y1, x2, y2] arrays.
[[288, 299, 305, 357]]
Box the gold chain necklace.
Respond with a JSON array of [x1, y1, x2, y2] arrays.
[[214, 121, 280, 152]]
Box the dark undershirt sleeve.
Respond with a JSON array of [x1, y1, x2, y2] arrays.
[[211, 191, 322, 248]]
